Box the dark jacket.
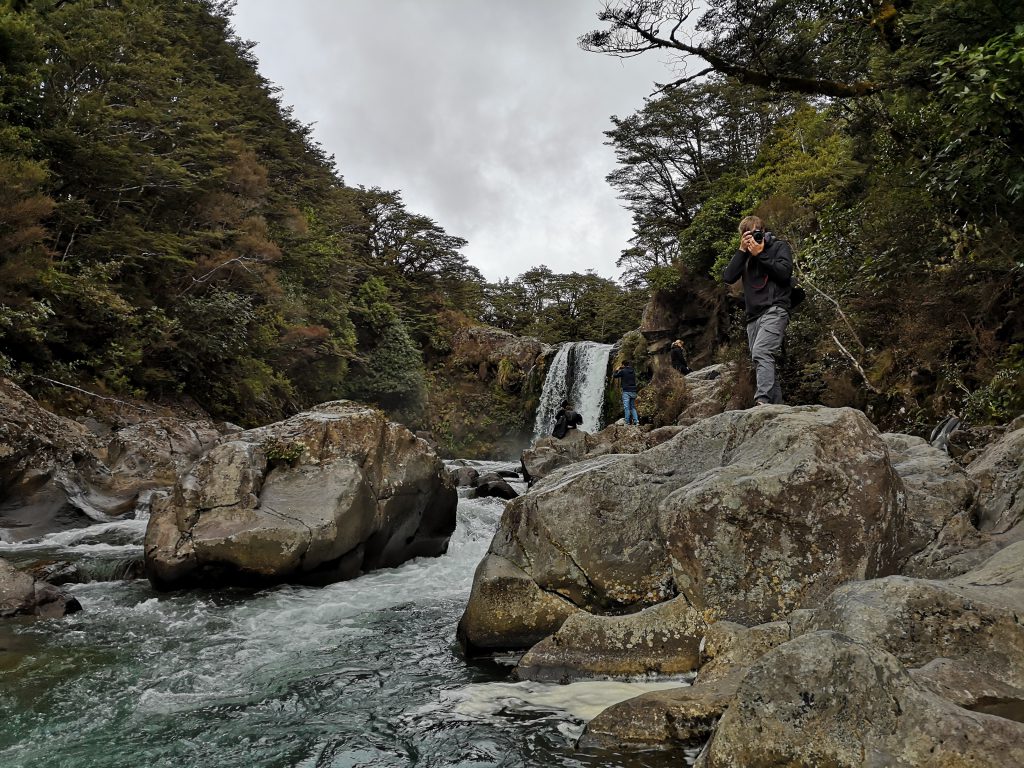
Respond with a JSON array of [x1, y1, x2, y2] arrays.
[[722, 237, 793, 323], [612, 365, 637, 392], [552, 408, 583, 439], [670, 346, 690, 374]]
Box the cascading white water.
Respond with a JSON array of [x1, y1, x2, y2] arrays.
[[533, 341, 613, 439]]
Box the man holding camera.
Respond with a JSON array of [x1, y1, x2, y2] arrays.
[[722, 215, 793, 406]]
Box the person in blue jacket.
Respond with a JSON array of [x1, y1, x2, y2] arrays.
[[612, 360, 640, 425], [722, 215, 793, 405]]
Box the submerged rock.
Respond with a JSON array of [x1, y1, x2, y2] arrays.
[[145, 402, 457, 590], [0, 558, 81, 618]]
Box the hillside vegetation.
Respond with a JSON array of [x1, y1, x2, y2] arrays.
[[589, 0, 1024, 429], [2, 0, 1022, 451], [0, 0, 640, 440]]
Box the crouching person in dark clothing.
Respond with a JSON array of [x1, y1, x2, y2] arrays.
[[552, 400, 583, 439], [670, 339, 691, 374], [722, 215, 793, 405]]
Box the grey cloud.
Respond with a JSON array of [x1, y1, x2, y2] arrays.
[[231, 0, 672, 281]]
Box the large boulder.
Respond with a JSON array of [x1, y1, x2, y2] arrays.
[[460, 406, 906, 654], [697, 631, 1024, 768], [515, 595, 703, 683], [520, 424, 683, 485], [145, 402, 457, 590], [0, 558, 81, 618]]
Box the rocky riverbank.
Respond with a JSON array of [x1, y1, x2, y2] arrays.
[[0, 378, 457, 595], [460, 395, 1024, 765]]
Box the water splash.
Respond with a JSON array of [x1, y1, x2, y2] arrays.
[[533, 342, 613, 439]]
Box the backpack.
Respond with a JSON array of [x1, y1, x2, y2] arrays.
[[790, 277, 806, 309]]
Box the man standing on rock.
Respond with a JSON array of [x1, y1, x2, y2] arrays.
[[612, 360, 640, 425], [722, 215, 793, 405]]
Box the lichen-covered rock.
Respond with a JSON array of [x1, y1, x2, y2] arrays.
[[460, 406, 905, 653], [660, 406, 905, 627], [581, 680, 736, 750], [515, 596, 703, 683], [968, 425, 1024, 533], [145, 402, 457, 590], [677, 364, 737, 423], [0, 558, 82, 618], [698, 631, 1024, 768], [695, 621, 791, 687], [910, 658, 1024, 719], [456, 554, 579, 655], [809, 541, 1024, 689]]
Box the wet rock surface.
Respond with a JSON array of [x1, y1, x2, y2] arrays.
[[0, 557, 82, 619]]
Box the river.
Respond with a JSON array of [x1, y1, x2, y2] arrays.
[[0, 462, 695, 768]]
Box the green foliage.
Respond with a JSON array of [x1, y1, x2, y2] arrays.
[[482, 267, 643, 345], [964, 345, 1024, 425], [932, 26, 1024, 217], [261, 436, 305, 465], [594, 0, 1024, 431], [0, 0, 484, 427]]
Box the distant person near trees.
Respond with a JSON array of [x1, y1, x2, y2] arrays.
[[722, 215, 793, 406], [670, 339, 691, 374], [552, 400, 583, 439], [612, 361, 640, 425]]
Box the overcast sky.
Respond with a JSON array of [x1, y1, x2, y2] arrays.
[[229, 1, 676, 282]]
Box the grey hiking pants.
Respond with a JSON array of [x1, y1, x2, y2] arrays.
[[746, 305, 789, 404]]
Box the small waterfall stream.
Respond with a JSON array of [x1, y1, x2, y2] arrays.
[[533, 342, 613, 439]]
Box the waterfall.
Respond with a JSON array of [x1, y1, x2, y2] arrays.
[[533, 341, 613, 438]]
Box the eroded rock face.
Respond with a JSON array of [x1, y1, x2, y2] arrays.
[[449, 326, 549, 373], [1, 378, 223, 540], [0, 558, 81, 618], [969, 425, 1024, 533], [460, 406, 906, 654], [882, 433, 986, 578], [145, 402, 457, 590], [0, 379, 97, 540], [698, 631, 1024, 768]]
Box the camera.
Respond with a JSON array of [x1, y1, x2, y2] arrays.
[[751, 229, 765, 244]]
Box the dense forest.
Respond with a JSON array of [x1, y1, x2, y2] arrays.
[[0, 0, 641, 433], [1, 0, 1023, 448], [590, 0, 1024, 428]]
